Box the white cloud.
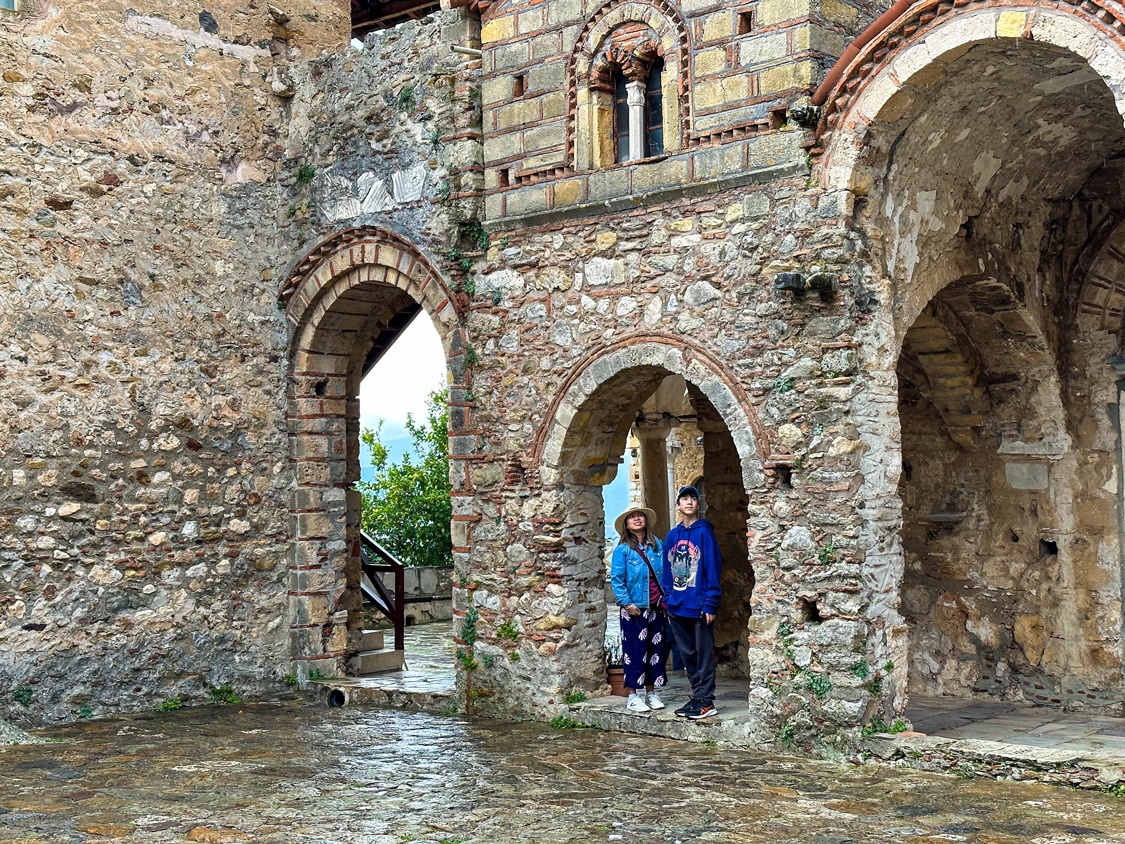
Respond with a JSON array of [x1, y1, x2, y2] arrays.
[[358, 315, 446, 437]]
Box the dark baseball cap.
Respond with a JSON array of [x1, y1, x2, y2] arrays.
[[676, 485, 700, 500]]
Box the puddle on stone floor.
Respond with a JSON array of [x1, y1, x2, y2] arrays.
[[2, 701, 1125, 843]]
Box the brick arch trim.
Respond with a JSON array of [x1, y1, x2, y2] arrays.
[[1077, 217, 1125, 338], [567, 0, 692, 166], [278, 226, 463, 327], [816, 3, 1125, 189], [533, 334, 766, 493]]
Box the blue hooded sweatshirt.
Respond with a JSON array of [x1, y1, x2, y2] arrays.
[[661, 518, 721, 618]]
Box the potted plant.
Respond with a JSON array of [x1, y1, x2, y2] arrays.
[[604, 636, 627, 697]]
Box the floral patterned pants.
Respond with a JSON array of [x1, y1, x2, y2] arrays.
[[620, 606, 669, 690]]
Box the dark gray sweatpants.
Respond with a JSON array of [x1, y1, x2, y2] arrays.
[[667, 613, 716, 706]]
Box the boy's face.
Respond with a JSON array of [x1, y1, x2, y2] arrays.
[[677, 495, 698, 517]]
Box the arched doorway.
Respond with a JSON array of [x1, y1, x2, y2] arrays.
[[279, 228, 467, 682], [535, 338, 762, 700]]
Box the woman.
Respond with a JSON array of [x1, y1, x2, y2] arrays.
[[609, 503, 669, 713]]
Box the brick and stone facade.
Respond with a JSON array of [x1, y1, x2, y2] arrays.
[[5, 0, 1125, 751]]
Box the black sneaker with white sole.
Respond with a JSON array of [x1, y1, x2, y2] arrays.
[[686, 702, 717, 720], [674, 699, 697, 717]]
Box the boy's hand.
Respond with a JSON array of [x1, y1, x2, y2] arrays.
[[703, 613, 715, 624]]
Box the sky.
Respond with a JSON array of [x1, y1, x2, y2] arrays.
[[359, 316, 630, 542], [358, 316, 446, 478]]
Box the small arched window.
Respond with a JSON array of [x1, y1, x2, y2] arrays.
[[611, 58, 665, 163]]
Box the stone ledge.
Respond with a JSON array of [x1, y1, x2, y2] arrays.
[[866, 733, 1125, 790], [486, 156, 808, 231]]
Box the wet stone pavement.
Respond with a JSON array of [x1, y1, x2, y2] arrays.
[[4, 702, 1125, 844]]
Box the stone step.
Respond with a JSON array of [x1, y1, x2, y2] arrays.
[[359, 629, 386, 651], [349, 648, 405, 675]]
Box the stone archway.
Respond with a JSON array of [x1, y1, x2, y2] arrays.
[[533, 337, 765, 696], [894, 276, 1096, 704], [279, 228, 468, 682], [816, 1, 1125, 710]]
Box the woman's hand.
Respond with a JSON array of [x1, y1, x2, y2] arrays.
[[626, 604, 641, 617]]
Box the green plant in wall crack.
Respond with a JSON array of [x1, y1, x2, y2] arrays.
[[396, 85, 417, 112], [802, 672, 831, 700], [496, 618, 519, 641], [296, 164, 316, 184], [458, 606, 481, 714], [462, 220, 491, 252], [849, 661, 869, 681], [563, 691, 587, 705], [209, 683, 242, 705], [11, 685, 33, 705], [774, 376, 795, 394], [154, 697, 183, 713], [817, 538, 838, 565]]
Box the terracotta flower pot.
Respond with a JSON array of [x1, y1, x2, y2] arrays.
[[606, 666, 628, 697]]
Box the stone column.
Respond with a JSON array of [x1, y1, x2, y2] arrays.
[[634, 418, 673, 536], [626, 80, 646, 162], [1112, 355, 1125, 666]]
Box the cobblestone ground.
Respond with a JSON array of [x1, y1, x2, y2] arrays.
[[3, 702, 1125, 843]]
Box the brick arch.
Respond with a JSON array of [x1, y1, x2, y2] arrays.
[[817, 4, 1125, 190], [280, 229, 470, 682], [534, 336, 765, 493], [1077, 218, 1125, 339], [568, 0, 691, 168]]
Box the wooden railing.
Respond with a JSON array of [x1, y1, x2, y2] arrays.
[[358, 530, 405, 652]]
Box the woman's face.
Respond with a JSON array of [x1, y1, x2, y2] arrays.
[[626, 512, 647, 532]]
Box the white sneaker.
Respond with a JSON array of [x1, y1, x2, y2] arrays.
[[646, 692, 666, 710], [626, 693, 651, 713]]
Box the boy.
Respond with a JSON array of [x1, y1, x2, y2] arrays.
[[662, 485, 722, 719]]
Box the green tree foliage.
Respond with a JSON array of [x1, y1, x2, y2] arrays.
[[356, 390, 452, 568]]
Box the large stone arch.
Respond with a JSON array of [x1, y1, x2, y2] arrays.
[[279, 228, 469, 682], [819, 3, 1125, 192], [811, 0, 1125, 712], [535, 336, 765, 491], [530, 336, 770, 701]]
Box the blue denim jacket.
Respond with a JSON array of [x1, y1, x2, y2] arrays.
[[610, 538, 665, 609]]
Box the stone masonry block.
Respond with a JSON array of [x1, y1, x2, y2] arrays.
[[547, 0, 582, 25], [796, 25, 847, 59], [554, 177, 584, 207], [495, 99, 539, 130], [482, 75, 512, 107], [695, 46, 727, 77], [699, 11, 733, 42], [481, 14, 514, 43], [738, 31, 789, 68], [491, 41, 530, 72], [694, 75, 751, 111], [822, 0, 859, 28], [586, 168, 630, 202], [521, 121, 564, 153], [504, 184, 549, 217], [632, 157, 690, 194], [760, 60, 815, 95], [1032, 11, 1099, 60], [693, 143, 745, 182], [529, 61, 566, 91], [540, 90, 565, 120], [756, 0, 813, 27]]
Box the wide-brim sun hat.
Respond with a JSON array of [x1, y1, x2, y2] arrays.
[[614, 504, 658, 538]]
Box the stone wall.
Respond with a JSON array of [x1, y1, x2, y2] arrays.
[[0, 0, 349, 724], [0, 2, 475, 724]]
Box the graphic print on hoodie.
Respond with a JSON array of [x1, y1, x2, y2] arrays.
[[669, 538, 701, 591]]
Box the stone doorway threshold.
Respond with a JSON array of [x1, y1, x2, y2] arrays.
[[317, 624, 1125, 789]]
